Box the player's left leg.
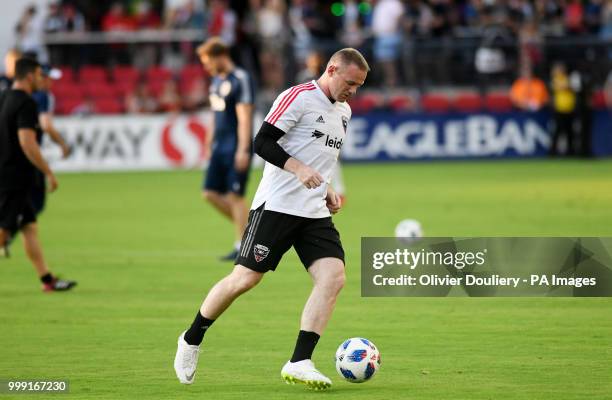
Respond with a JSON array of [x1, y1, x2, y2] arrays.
[[282, 216, 345, 389], [218, 164, 251, 261], [300, 257, 346, 334], [281, 257, 345, 390], [21, 222, 77, 292]]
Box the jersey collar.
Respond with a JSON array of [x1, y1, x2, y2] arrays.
[[312, 80, 336, 107]]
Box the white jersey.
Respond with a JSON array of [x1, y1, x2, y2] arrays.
[[252, 80, 351, 218]]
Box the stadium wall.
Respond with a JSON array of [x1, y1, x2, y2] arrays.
[[44, 111, 612, 172]]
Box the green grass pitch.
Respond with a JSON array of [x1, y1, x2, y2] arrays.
[[1, 160, 611, 399]]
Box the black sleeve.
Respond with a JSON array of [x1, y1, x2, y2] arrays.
[[17, 98, 38, 130], [253, 121, 291, 169]]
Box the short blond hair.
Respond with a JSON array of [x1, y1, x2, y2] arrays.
[[196, 37, 230, 58], [329, 48, 370, 72]]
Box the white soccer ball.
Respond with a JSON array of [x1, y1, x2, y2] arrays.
[[335, 337, 381, 383], [395, 219, 423, 243]]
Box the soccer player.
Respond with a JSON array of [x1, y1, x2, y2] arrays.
[[174, 48, 369, 389], [30, 65, 71, 214], [0, 58, 76, 292], [197, 37, 254, 261]]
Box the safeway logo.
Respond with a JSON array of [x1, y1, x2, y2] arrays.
[[161, 117, 208, 166]]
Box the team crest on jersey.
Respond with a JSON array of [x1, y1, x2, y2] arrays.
[[253, 244, 270, 262], [342, 116, 348, 133], [219, 80, 232, 97]]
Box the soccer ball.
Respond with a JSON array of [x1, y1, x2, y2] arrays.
[[335, 338, 381, 383], [395, 219, 423, 243]]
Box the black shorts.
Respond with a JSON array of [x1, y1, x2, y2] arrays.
[[0, 190, 37, 232], [235, 204, 345, 273]]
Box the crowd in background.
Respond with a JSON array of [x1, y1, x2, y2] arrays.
[[6, 0, 612, 130], [10, 1, 612, 87]]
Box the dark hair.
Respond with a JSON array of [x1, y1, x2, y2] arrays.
[[14, 57, 40, 80], [196, 37, 230, 58]]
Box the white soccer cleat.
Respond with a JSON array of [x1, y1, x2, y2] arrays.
[[174, 331, 200, 384], [281, 359, 332, 390]]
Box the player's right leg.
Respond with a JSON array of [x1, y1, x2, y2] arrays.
[[174, 204, 295, 384], [174, 265, 264, 384]]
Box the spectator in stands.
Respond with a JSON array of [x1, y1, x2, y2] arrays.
[[296, 50, 324, 83], [584, 0, 604, 33], [255, 0, 288, 91], [44, 1, 64, 34], [564, 0, 585, 35], [510, 63, 549, 111], [288, 0, 314, 62], [45, 3, 87, 67], [371, 0, 404, 88], [165, 0, 205, 29], [339, 0, 369, 49], [102, 2, 136, 32], [207, 0, 237, 47], [125, 82, 158, 113], [519, 20, 544, 75], [536, 0, 564, 23], [605, 70, 612, 108], [103, 3, 137, 65], [600, 1, 612, 59], [549, 62, 577, 156], [15, 4, 47, 62], [474, 6, 515, 93], [158, 79, 182, 112], [135, 1, 161, 29]]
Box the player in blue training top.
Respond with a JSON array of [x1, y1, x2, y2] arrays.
[[197, 37, 254, 261]]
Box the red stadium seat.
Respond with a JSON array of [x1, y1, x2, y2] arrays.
[[591, 90, 607, 109], [83, 82, 118, 99], [55, 97, 85, 115], [113, 80, 137, 97], [349, 93, 383, 114], [113, 65, 140, 82], [93, 97, 124, 114], [79, 66, 108, 83], [387, 94, 414, 112], [453, 92, 483, 112], [57, 66, 74, 82], [147, 81, 165, 97], [421, 94, 451, 113], [179, 65, 206, 93], [180, 64, 205, 79], [52, 82, 84, 99], [484, 92, 513, 112], [145, 66, 173, 82]]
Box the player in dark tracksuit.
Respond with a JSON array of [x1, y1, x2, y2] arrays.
[[197, 38, 255, 261]]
